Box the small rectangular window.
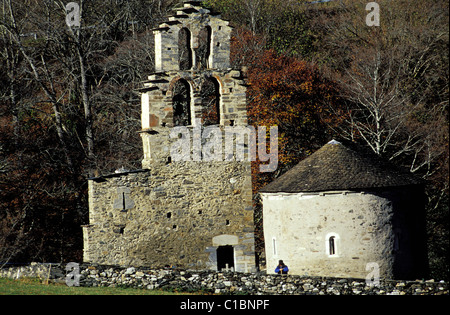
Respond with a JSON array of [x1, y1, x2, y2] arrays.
[[272, 237, 277, 256]]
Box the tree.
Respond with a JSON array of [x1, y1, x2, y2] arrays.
[[231, 27, 344, 265], [205, 0, 315, 58], [0, 0, 182, 263], [1, 0, 77, 168], [309, 0, 448, 178], [310, 0, 449, 279], [231, 28, 343, 190]]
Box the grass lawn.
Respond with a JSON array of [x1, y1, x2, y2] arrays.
[[0, 277, 191, 295]]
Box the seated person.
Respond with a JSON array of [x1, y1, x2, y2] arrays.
[[275, 260, 289, 274]]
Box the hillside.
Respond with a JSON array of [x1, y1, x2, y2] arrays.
[[0, 0, 448, 280]]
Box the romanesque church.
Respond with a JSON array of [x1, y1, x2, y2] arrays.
[[83, 0, 256, 273], [83, 0, 428, 280]]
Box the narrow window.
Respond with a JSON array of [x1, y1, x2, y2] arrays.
[[394, 228, 401, 252], [326, 233, 339, 257], [200, 77, 220, 125], [196, 26, 211, 70], [178, 28, 192, 70], [172, 79, 191, 126], [272, 237, 277, 256], [329, 236, 336, 255]]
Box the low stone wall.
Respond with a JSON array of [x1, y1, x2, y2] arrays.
[[1, 263, 448, 295], [0, 263, 65, 281]]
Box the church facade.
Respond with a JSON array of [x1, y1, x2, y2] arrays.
[[82, 1, 256, 272]]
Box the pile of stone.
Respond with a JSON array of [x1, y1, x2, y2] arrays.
[[69, 265, 450, 295], [1, 263, 448, 295]]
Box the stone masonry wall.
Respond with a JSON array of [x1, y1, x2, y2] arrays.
[[1, 263, 448, 295], [141, 69, 248, 132], [84, 1, 255, 273], [262, 188, 427, 280], [153, 1, 233, 72], [83, 159, 255, 272]]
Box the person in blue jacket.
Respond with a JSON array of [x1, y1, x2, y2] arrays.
[[275, 260, 289, 274]]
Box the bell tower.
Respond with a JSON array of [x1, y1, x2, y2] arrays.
[[139, 0, 248, 168], [125, 0, 257, 272], [84, 1, 256, 272]]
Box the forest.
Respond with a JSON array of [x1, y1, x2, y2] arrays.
[[0, 0, 448, 280]]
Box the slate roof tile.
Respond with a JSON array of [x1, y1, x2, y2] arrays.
[[259, 140, 423, 193]]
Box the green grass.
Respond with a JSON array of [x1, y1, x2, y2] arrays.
[[0, 277, 192, 295]]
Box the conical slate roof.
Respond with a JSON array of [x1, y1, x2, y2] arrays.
[[259, 140, 423, 193]]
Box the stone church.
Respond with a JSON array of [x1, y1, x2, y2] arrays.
[[83, 1, 428, 279], [260, 140, 428, 280], [82, 0, 256, 272]]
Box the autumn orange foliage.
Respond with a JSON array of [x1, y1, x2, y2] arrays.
[[231, 27, 345, 194]]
